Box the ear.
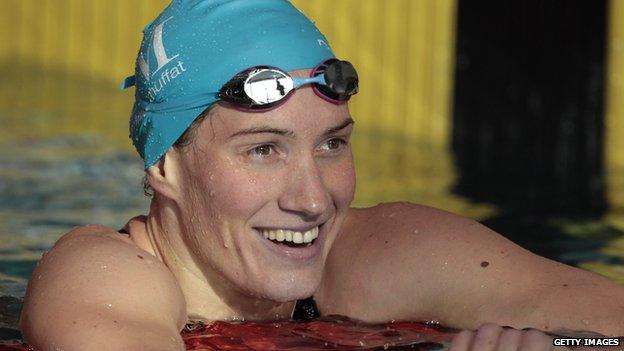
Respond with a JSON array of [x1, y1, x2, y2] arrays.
[[145, 151, 183, 200]]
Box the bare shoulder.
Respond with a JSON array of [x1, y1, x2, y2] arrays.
[[320, 202, 480, 321], [339, 201, 528, 260], [321, 202, 621, 328], [327, 201, 497, 271], [20, 224, 187, 350]]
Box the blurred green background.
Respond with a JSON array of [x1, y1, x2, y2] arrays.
[[0, 0, 623, 314]]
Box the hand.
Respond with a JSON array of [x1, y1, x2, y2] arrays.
[[449, 323, 570, 351]]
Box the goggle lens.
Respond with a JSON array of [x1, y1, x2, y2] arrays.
[[311, 59, 359, 102], [244, 69, 294, 105]]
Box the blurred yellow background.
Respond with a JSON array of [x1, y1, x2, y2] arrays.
[[0, 0, 622, 221], [607, 0, 624, 223]]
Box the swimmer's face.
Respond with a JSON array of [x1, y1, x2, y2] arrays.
[[171, 70, 356, 302]]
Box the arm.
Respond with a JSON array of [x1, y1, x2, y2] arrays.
[[412, 207, 624, 337], [324, 202, 624, 337], [20, 225, 187, 351]]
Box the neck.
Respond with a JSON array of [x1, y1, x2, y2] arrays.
[[143, 197, 295, 322]]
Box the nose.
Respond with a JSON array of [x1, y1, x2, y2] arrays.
[[278, 159, 330, 220]]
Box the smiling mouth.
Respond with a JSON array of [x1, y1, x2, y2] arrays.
[[258, 227, 319, 247]]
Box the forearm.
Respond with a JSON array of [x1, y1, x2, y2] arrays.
[[440, 269, 624, 336], [523, 274, 624, 337]]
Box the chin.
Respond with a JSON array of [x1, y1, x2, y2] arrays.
[[263, 286, 317, 303], [248, 268, 322, 303]]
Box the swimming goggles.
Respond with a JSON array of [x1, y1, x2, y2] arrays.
[[219, 58, 358, 111]]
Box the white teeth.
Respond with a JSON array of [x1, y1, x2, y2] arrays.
[[303, 230, 313, 243], [306, 226, 319, 243], [276, 229, 285, 242], [293, 231, 303, 244], [261, 227, 319, 245]]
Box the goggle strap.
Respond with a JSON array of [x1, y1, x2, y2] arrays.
[[120, 75, 136, 90], [292, 75, 326, 89]]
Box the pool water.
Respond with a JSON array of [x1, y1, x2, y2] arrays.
[[0, 134, 623, 349], [0, 136, 150, 333], [0, 316, 456, 350]]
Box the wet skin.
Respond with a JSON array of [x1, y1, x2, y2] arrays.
[[20, 71, 624, 350], [138, 69, 357, 321]]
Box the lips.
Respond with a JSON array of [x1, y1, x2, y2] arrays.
[[261, 227, 319, 245], [253, 223, 325, 261]]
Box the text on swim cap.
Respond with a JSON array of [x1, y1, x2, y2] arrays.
[[138, 16, 187, 101]]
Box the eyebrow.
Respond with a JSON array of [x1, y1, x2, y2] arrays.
[[228, 117, 355, 139]]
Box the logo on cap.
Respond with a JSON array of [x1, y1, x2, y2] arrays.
[[137, 16, 187, 101], [138, 17, 179, 80]]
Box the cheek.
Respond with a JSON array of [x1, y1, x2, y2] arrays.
[[204, 162, 275, 216], [322, 155, 356, 206], [178, 155, 251, 219]]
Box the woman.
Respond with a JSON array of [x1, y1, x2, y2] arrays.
[[20, 1, 624, 350]]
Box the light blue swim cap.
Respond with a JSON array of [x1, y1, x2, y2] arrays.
[[123, 0, 335, 168]]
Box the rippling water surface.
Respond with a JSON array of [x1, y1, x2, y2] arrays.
[[0, 136, 149, 330]]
